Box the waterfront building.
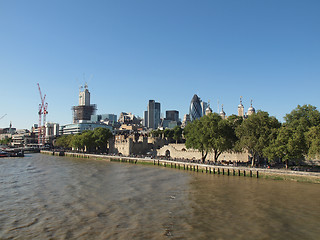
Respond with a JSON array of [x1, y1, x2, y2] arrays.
[[60, 122, 112, 135], [145, 100, 161, 129], [44, 122, 60, 144], [72, 84, 96, 123]]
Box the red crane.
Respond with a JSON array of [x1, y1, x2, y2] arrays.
[[37, 83, 48, 146]]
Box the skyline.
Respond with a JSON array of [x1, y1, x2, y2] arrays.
[[1, 0, 319, 129]]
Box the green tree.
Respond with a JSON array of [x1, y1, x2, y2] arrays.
[[236, 111, 281, 167], [284, 104, 320, 131], [54, 135, 73, 149], [173, 126, 183, 144], [82, 130, 95, 152], [264, 126, 306, 169], [0, 137, 12, 146], [306, 126, 320, 159], [184, 113, 237, 163], [184, 117, 211, 162], [93, 127, 113, 152], [283, 104, 320, 162], [164, 128, 174, 142], [71, 134, 84, 151]]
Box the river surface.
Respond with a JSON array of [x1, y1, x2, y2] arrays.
[[0, 154, 319, 240]]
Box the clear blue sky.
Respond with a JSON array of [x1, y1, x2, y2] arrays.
[[1, 0, 319, 129]]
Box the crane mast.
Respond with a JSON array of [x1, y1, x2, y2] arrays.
[[37, 83, 48, 146]]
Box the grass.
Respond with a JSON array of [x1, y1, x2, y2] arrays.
[[260, 173, 320, 184]]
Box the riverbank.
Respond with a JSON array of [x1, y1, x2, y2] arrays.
[[41, 150, 320, 184]]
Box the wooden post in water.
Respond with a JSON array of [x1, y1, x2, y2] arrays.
[[250, 170, 252, 177], [158, 160, 160, 166], [171, 163, 172, 168], [218, 168, 220, 174], [206, 167, 207, 173], [233, 169, 235, 176], [257, 171, 259, 178], [227, 169, 230, 176], [197, 166, 199, 172], [238, 169, 241, 176], [213, 168, 215, 174], [184, 164, 185, 170], [244, 170, 246, 177], [222, 169, 224, 175]]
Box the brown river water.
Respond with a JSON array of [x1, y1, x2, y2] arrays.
[[0, 154, 319, 239]]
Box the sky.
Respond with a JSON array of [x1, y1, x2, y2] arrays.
[[0, 0, 319, 129]]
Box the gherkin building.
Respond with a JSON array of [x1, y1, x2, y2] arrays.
[[189, 94, 202, 121]]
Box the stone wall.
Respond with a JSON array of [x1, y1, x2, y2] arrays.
[[157, 143, 250, 163]]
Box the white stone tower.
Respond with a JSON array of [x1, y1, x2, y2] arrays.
[[238, 96, 244, 117]]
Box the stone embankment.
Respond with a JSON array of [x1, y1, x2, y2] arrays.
[[41, 150, 320, 183]]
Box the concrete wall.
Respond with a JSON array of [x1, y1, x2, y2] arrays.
[[157, 143, 250, 163]]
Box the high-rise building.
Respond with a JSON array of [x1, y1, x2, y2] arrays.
[[146, 100, 161, 129], [155, 102, 161, 129], [189, 94, 203, 121], [143, 111, 148, 127], [200, 101, 208, 117], [166, 110, 179, 122], [72, 84, 96, 123]]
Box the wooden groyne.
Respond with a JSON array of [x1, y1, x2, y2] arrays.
[[40, 151, 264, 179], [40, 151, 320, 182]]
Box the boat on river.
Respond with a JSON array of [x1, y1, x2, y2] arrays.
[[0, 150, 9, 157]]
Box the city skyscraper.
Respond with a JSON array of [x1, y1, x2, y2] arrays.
[[189, 94, 203, 121], [166, 110, 179, 122], [72, 84, 96, 123], [145, 100, 161, 129]]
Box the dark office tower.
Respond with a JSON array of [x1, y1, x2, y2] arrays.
[[147, 100, 161, 129], [189, 94, 202, 121], [155, 102, 161, 129], [166, 110, 179, 122], [143, 111, 148, 127]]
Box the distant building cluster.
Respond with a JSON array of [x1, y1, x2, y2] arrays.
[[0, 83, 256, 150]]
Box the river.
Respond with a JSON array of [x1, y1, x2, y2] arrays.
[[0, 154, 319, 239]]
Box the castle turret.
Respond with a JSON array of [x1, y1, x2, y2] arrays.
[[238, 96, 244, 117], [220, 104, 226, 119], [247, 100, 255, 116]]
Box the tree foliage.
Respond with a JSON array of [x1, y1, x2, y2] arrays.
[[54, 127, 113, 153], [173, 126, 183, 143], [305, 126, 320, 159], [184, 113, 237, 162], [236, 111, 281, 166]]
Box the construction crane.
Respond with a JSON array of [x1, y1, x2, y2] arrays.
[[37, 83, 48, 146], [0, 114, 7, 120]]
